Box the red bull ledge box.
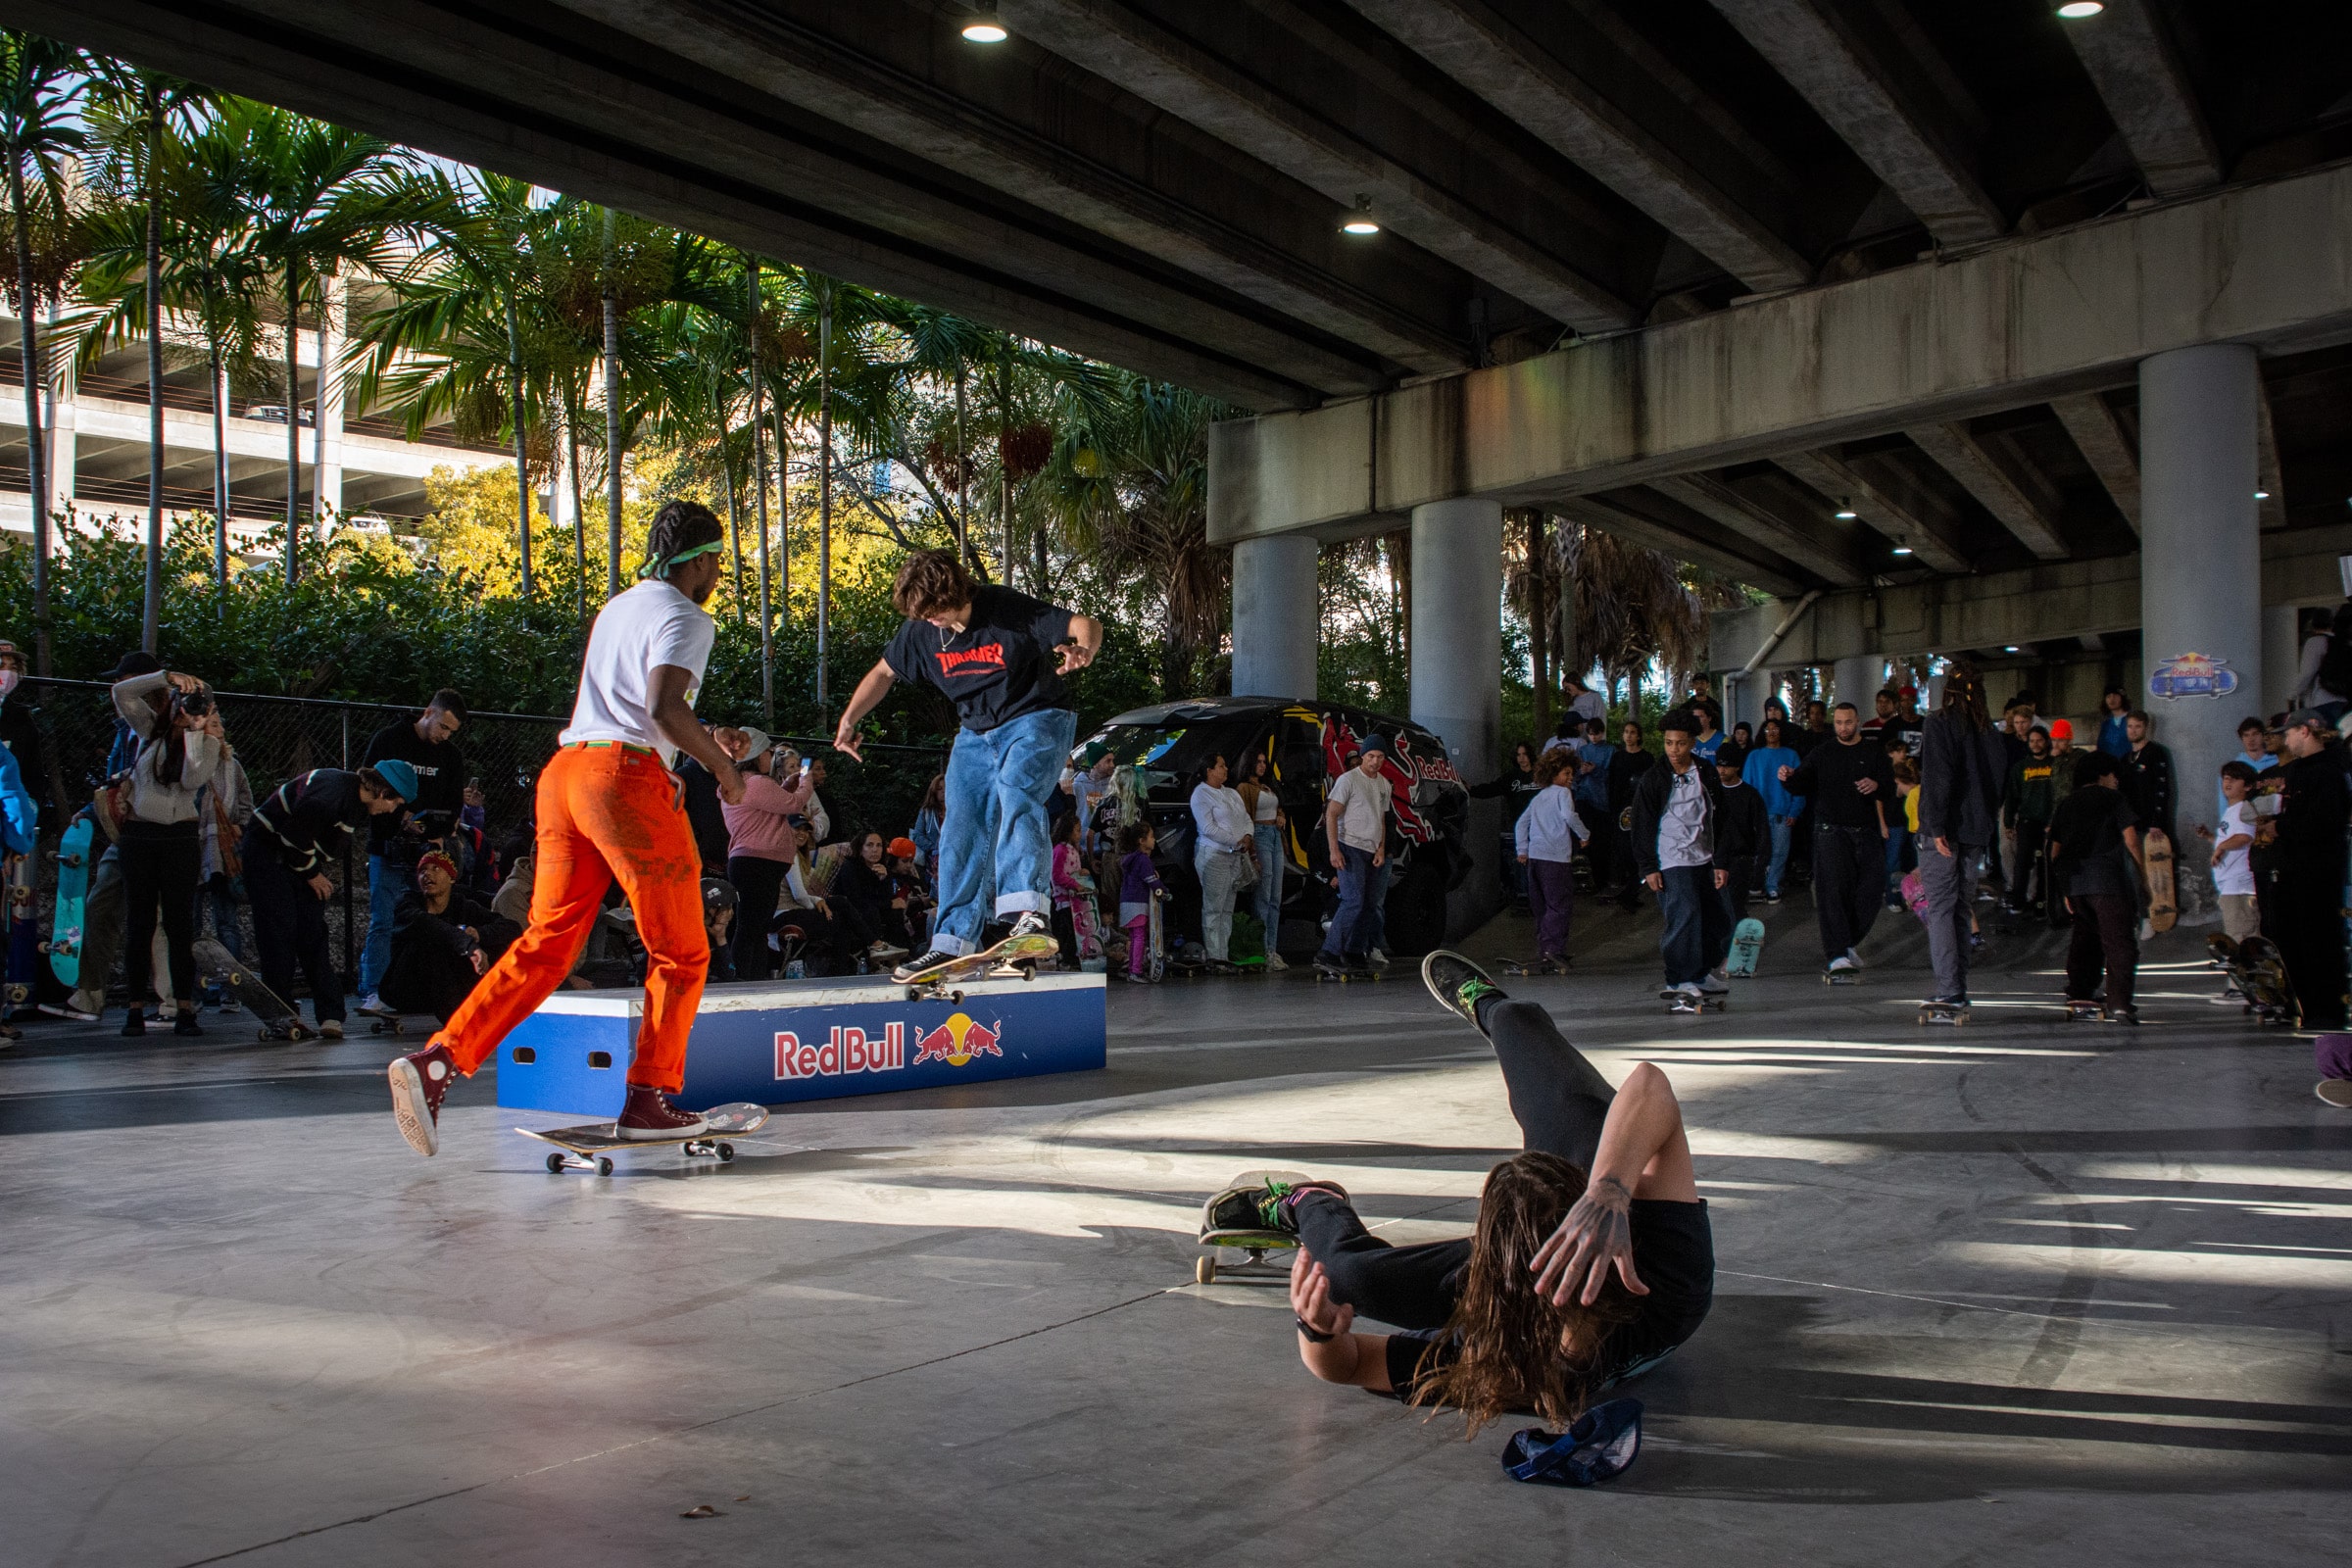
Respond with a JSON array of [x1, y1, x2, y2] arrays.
[[494, 970, 1108, 1119]]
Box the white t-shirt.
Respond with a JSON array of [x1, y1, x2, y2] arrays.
[[559, 580, 716, 763], [1327, 766, 1391, 853], [2213, 800, 2256, 896]]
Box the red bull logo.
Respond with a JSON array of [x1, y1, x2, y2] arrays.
[[775, 1023, 907, 1080], [910, 1011, 1004, 1067]]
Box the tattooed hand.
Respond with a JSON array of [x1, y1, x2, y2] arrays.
[[1531, 1175, 1649, 1308]]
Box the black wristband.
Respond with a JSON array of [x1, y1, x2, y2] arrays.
[[1295, 1315, 1335, 1344]]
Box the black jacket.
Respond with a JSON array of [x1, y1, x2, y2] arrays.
[[390, 888, 520, 964], [2274, 742, 2350, 888], [677, 756, 731, 874], [2121, 740, 2176, 835], [1606, 748, 1656, 815], [1713, 781, 1767, 861], [1629, 759, 1724, 878], [0, 691, 55, 826], [1919, 713, 2009, 847], [250, 768, 373, 876], [1787, 735, 1896, 832]]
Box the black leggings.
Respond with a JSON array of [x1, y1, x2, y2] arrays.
[[728, 857, 787, 980], [1295, 999, 1613, 1331], [121, 819, 201, 1005]]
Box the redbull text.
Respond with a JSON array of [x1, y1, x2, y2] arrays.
[[775, 1022, 907, 1080]]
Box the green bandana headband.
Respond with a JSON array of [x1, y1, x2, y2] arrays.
[[641, 540, 723, 580]]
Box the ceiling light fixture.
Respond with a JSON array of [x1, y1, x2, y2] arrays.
[[2255, 489, 2270, 500], [1341, 195, 1381, 236], [1890, 546, 1913, 556], [2004, 645, 2021, 653], [1834, 499, 1858, 519], [961, 1, 1007, 43], [2055, 3, 2104, 19]]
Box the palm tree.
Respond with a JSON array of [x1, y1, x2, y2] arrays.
[[347, 168, 552, 597], [237, 101, 440, 585], [0, 30, 84, 671]]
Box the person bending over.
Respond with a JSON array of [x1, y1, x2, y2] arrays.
[[379, 851, 520, 1025], [246, 761, 417, 1038], [1250, 950, 1712, 1438]]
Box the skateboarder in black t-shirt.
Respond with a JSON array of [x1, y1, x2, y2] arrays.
[[833, 551, 1102, 984]]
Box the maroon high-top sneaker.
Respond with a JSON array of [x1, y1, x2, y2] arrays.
[[387, 1043, 458, 1156], [613, 1085, 710, 1141]]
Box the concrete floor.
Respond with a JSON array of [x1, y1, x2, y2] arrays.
[[3, 914, 2348, 1567]]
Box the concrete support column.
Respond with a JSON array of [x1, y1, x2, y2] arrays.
[[2141, 343, 2261, 923], [1229, 533, 1319, 699], [47, 391, 75, 525], [2263, 605, 2302, 717], [1411, 498, 1503, 939], [315, 276, 346, 528], [1834, 656, 1886, 712]]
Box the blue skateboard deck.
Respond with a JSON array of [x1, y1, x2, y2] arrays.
[[48, 816, 93, 990], [1727, 917, 1765, 977]]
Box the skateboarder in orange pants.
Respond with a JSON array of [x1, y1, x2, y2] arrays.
[[388, 502, 745, 1155]]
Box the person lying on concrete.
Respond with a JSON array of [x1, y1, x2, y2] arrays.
[[378, 851, 521, 1026], [1241, 950, 1713, 1439]]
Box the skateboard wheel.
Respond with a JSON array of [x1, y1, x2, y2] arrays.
[[596, 1156, 614, 1176], [256, 1028, 270, 1042], [545, 1152, 566, 1174], [716, 1143, 735, 1161], [1196, 1256, 1215, 1285], [905, 986, 921, 1003]]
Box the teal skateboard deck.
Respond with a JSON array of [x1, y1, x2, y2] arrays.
[[47, 816, 93, 990], [1727, 917, 1765, 977]]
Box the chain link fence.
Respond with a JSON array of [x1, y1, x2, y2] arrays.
[[14, 677, 945, 1000]]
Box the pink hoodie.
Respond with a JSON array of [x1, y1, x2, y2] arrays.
[[721, 769, 814, 862]]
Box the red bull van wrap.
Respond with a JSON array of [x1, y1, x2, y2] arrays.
[[496, 973, 1106, 1118]]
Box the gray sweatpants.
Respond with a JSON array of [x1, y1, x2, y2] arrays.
[[72, 842, 126, 1010], [1917, 834, 1982, 1001]]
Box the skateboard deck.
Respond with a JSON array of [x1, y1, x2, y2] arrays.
[[1666, 992, 1727, 1013], [1727, 917, 1765, 977], [48, 816, 92, 990], [1197, 1167, 1308, 1285], [6, 847, 35, 1013], [1918, 1001, 1971, 1025], [2231, 934, 2294, 1023], [2141, 828, 2177, 933], [519, 1102, 769, 1175], [192, 937, 314, 1041], [903, 932, 1058, 1001], [1501, 956, 1566, 977]]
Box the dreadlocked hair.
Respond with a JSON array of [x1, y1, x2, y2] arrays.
[[1410, 1151, 1642, 1440], [644, 500, 724, 578], [1939, 659, 1990, 731]]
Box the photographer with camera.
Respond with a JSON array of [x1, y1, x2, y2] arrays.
[[108, 667, 226, 1038], [357, 690, 468, 1017]]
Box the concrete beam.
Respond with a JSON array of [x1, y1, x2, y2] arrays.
[[8, 0, 1325, 411], [1211, 162, 2352, 544], [1704, 0, 2002, 245], [1000, 0, 1638, 332], [1650, 472, 1871, 586], [1708, 522, 2352, 669], [1560, 493, 1807, 598], [1902, 422, 2070, 560], [2058, 0, 2222, 197], [2049, 393, 2141, 534], [1774, 449, 1971, 573], [1340, 0, 1809, 291], [557, 0, 1462, 381]]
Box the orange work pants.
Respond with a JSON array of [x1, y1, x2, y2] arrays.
[[436, 743, 710, 1092]]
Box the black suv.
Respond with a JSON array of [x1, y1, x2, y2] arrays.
[[1074, 697, 1471, 958]]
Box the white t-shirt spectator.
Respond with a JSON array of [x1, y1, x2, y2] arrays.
[[2213, 800, 2257, 896], [1190, 782, 1252, 856], [1327, 767, 1391, 853], [560, 579, 715, 764]]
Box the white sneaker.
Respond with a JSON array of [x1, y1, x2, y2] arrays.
[[1368, 949, 1390, 967], [1264, 953, 1289, 971], [1828, 955, 1857, 973], [1701, 968, 1730, 994], [1674, 981, 1704, 998], [357, 994, 393, 1017], [1843, 948, 1865, 970], [1007, 910, 1052, 941]]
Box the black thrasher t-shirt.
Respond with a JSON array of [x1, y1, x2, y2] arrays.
[[882, 585, 1077, 734]]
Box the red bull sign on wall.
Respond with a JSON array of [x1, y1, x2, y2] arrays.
[[493, 972, 1107, 1118]]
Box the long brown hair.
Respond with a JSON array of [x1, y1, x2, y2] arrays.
[[1410, 1152, 1641, 1439]]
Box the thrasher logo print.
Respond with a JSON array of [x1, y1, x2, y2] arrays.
[[937, 643, 1007, 677]]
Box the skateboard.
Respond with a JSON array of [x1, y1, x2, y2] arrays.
[[902, 931, 1058, 1002], [1665, 990, 1726, 1013], [6, 846, 35, 1014], [519, 1102, 769, 1175], [1918, 1000, 1971, 1025], [2141, 828, 2177, 934], [1196, 1167, 1308, 1285], [2318, 1079, 2352, 1109], [1727, 917, 1765, 977], [192, 937, 315, 1041], [1822, 968, 1861, 986], [2064, 1000, 2105, 1022], [2231, 935, 2295, 1023], [48, 816, 92, 989], [1502, 956, 1567, 977]]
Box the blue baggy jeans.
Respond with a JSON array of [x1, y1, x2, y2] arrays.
[[360, 852, 399, 996], [934, 707, 1080, 955], [1317, 844, 1389, 961], [1656, 864, 1731, 987]]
